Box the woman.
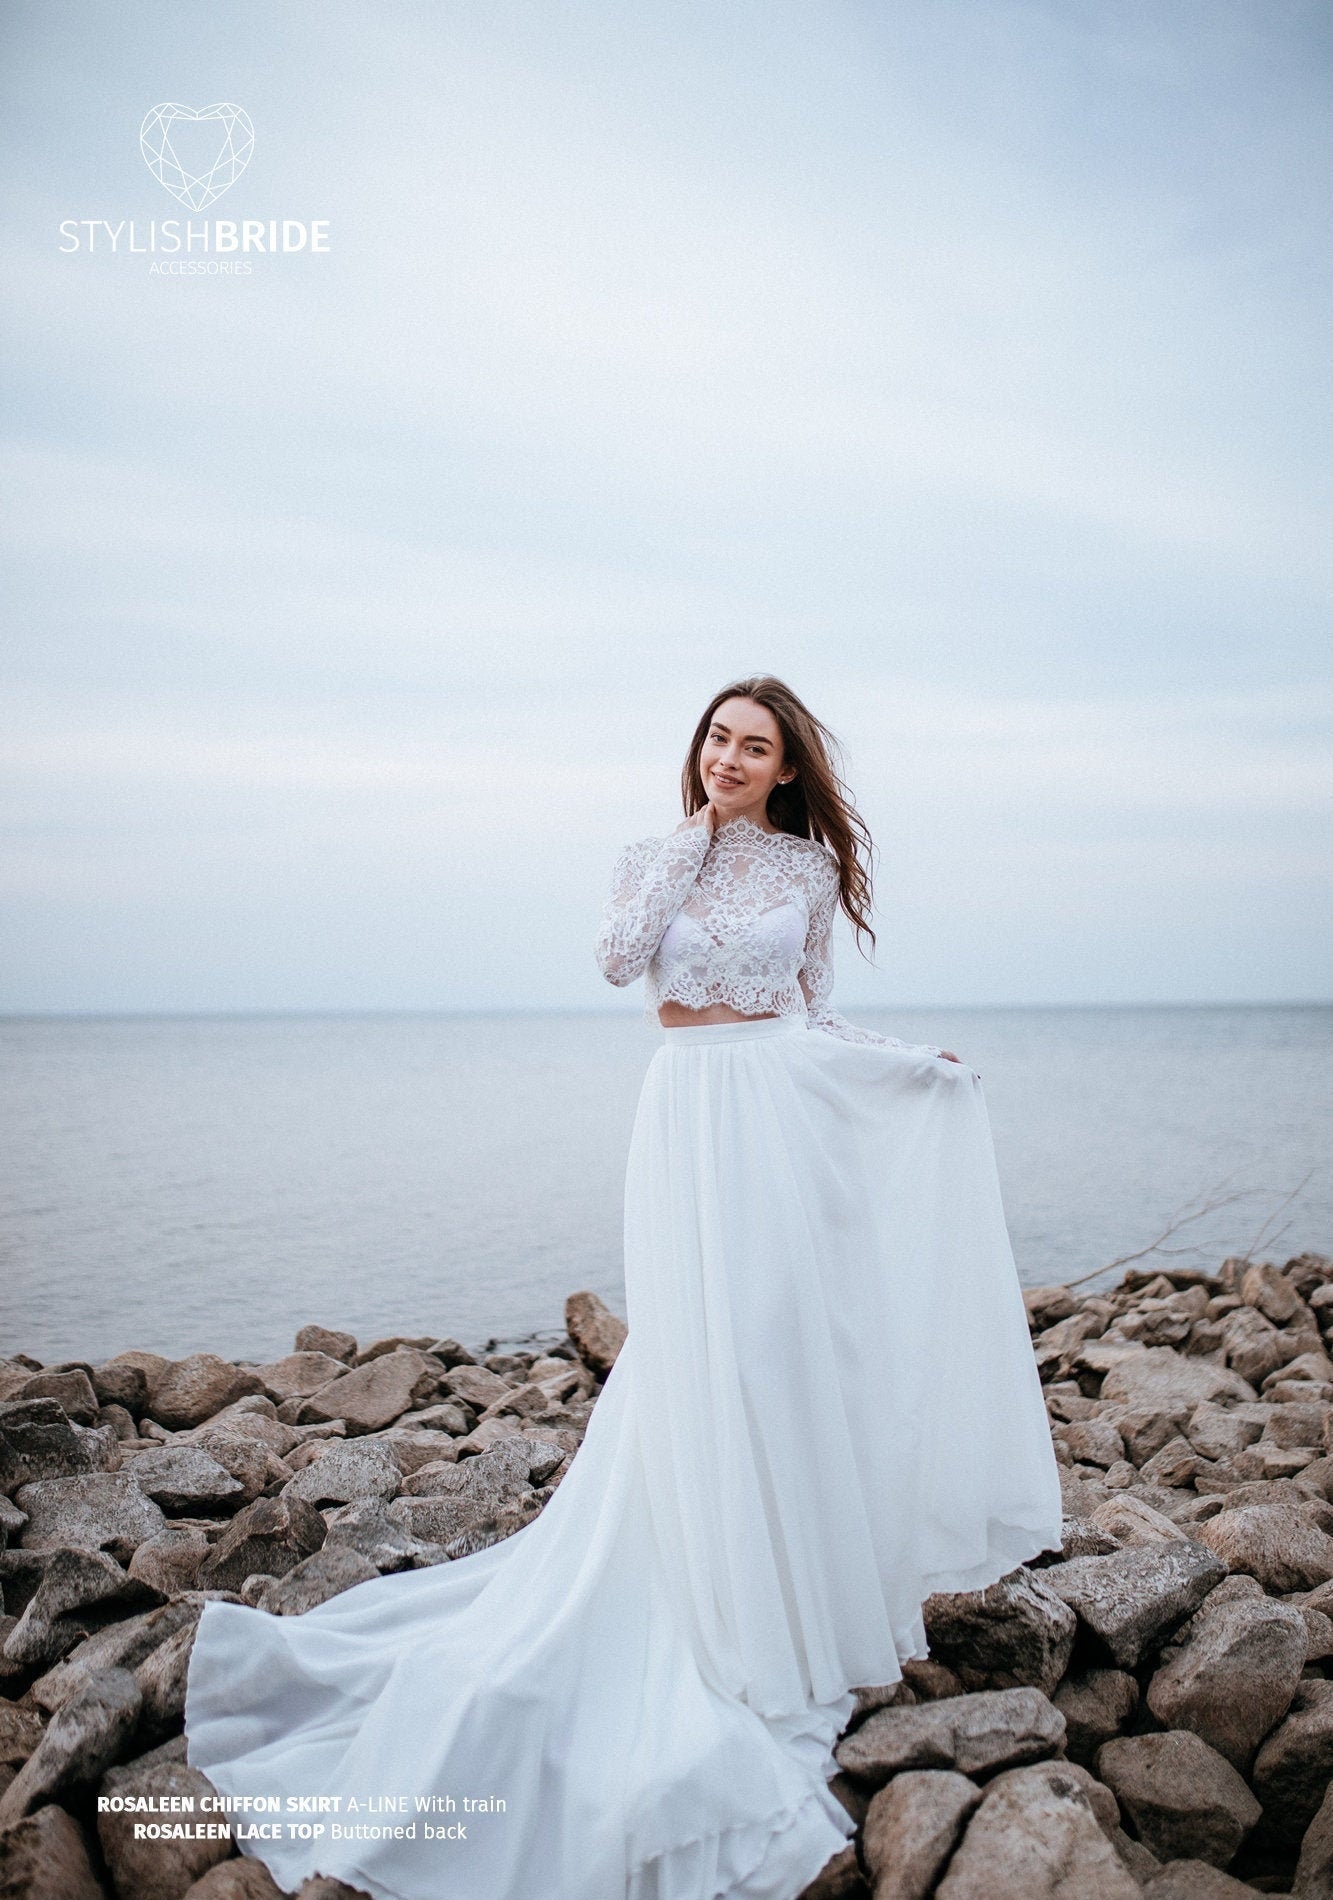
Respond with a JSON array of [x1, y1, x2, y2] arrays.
[[184, 675, 1063, 1900]]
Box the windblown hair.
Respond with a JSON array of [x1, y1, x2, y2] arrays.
[[681, 675, 877, 954]]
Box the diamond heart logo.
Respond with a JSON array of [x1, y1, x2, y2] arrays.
[[140, 103, 254, 210]]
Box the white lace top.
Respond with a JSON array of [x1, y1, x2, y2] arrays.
[[594, 816, 945, 1054]]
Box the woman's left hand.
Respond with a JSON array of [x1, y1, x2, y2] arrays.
[[940, 1050, 962, 1062]]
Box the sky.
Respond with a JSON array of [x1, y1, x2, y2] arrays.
[[1, 0, 1330, 1014]]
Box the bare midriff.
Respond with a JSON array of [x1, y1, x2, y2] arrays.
[[656, 1002, 781, 1027]]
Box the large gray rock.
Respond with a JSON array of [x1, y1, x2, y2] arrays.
[[1185, 1402, 1268, 1463], [1097, 1348, 1255, 1411], [12, 1369, 100, 1424], [134, 1616, 200, 1732], [181, 1861, 287, 1899], [128, 1525, 212, 1596], [0, 1667, 142, 1827], [935, 1759, 1140, 1899], [292, 1325, 357, 1363], [833, 1686, 1066, 1786], [97, 1757, 232, 1900], [297, 1351, 442, 1434], [1095, 1730, 1261, 1867], [1293, 1777, 1333, 1900], [281, 1441, 400, 1509], [1195, 1501, 1333, 1591], [1051, 1667, 1139, 1768], [253, 1546, 380, 1614], [1251, 1678, 1333, 1847], [1146, 1589, 1308, 1769], [1220, 1305, 1288, 1384], [861, 1768, 981, 1900], [250, 1352, 347, 1404], [1089, 1495, 1187, 1548], [14, 1473, 167, 1563], [0, 1800, 108, 1899], [439, 1364, 514, 1411], [1140, 1863, 1265, 1898], [2, 1546, 140, 1666], [128, 1446, 245, 1514], [147, 1355, 264, 1431], [1040, 1541, 1227, 1667], [196, 1495, 326, 1592], [0, 1398, 117, 1492], [921, 1566, 1076, 1695], [30, 1598, 205, 1714], [320, 1497, 448, 1573], [0, 1703, 46, 1766], [187, 1429, 291, 1505], [563, 1289, 626, 1374]]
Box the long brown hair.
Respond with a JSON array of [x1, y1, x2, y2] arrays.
[[681, 675, 877, 954]]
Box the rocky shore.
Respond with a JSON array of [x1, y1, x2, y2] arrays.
[[1, 1255, 1332, 1899]]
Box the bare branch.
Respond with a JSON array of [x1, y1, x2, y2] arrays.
[[1056, 1180, 1274, 1292]]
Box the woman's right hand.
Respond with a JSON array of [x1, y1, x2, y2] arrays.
[[676, 804, 717, 834]]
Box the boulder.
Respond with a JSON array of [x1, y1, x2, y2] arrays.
[[97, 1757, 233, 1899], [1051, 1667, 1140, 1768], [29, 1597, 205, 1714], [128, 1447, 245, 1515], [14, 1473, 167, 1563], [1138, 1437, 1209, 1489], [1265, 1403, 1333, 1448], [935, 1759, 1140, 1899], [181, 1860, 288, 1899], [128, 1525, 212, 1596], [292, 1326, 357, 1364], [1195, 1501, 1333, 1592], [1089, 1496, 1187, 1548], [148, 1355, 264, 1431], [320, 1497, 447, 1573], [563, 1290, 626, 1374], [1293, 1777, 1333, 1900], [440, 1365, 514, 1411], [1023, 1287, 1077, 1330], [1220, 1306, 1288, 1385], [1145, 1590, 1308, 1770], [187, 1429, 292, 1505], [134, 1618, 199, 1731], [250, 1353, 347, 1404], [833, 1686, 1066, 1785], [1040, 1541, 1227, 1668], [1251, 1678, 1333, 1846], [297, 1352, 442, 1434], [281, 1441, 400, 1509], [253, 1546, 380, 1615], [1095, 1730, 1261, 1868], [921, 1566, 1076, 1695], [1118, 1406, 1193, 1467], [861, 1767, 981, 1900], [0, 1703, 46, 1767], [1139, 1863, 1265, 1897], [0, 1398, 114, 1491], [0, 1800, 107, 1899], [0, 1667, 142, 1827], [90, 1358, 152, 1414], [196, 1495, 326, 1592], [12, 1369, 100, 1424], [1241, 1261, 1308, 1325], [1098, 1349, 1255, 1412], [2, 1546, 141, 1666], [1057, 1420, 1125, 1468], [1186, 1402, 1268, 1463]]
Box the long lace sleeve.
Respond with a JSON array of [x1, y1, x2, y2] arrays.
[[595, 827, 712, 987], [798, 867, 946, 1055]]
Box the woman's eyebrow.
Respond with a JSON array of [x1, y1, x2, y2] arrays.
[[709, 722, 773, 746]]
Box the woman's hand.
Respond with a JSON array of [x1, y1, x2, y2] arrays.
[[676, 804, 718, 834], [940, 1050, 962, 1062]]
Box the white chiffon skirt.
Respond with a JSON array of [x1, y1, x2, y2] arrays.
[[184, 1015, 1063, 1900]]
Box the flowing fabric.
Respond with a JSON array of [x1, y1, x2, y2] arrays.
[[184, 1016, 1063, 1900]]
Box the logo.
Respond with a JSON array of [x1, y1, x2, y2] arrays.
[[140, 102, 254, 210]]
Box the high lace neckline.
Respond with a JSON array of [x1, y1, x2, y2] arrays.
[[710, 816, 802, 846]]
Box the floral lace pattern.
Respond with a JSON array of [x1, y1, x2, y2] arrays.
[[595, 817, 945, 1055]]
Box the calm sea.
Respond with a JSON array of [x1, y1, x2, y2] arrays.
[[2, 1006, 1330, 1365]]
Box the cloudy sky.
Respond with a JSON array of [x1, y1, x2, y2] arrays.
[[2, 0, 1329, 1014]]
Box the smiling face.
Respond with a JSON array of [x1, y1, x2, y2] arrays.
[[698, 696, 796, 825]]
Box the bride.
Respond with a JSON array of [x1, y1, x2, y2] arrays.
[[184, 674, 1063, 1900]]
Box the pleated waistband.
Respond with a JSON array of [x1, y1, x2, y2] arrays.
[[660, 1014, 807, 1046]]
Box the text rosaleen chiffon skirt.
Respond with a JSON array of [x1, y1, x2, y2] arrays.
[[184, 1014, 1064, 1900]]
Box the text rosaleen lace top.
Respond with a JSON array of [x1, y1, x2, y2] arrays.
[[594, 815, 945, 1055]]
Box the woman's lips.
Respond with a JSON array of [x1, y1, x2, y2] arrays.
[[711, 775, 742, 789]]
